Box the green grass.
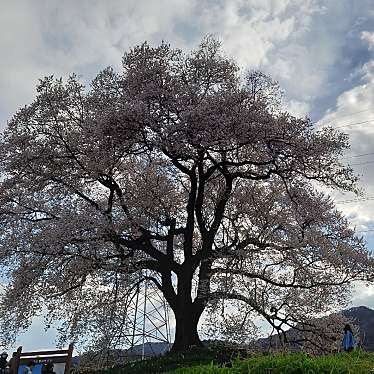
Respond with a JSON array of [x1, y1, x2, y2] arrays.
[[87, 346, 217, 374], [81, 348, 374, 374], [166, 350, 374, 374]]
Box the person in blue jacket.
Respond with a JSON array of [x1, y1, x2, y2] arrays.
[[342, 324, 355, 352]]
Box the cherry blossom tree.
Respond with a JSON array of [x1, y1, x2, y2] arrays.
[[0, 37, 372, 353]]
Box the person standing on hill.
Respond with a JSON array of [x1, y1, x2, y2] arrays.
[[342, 324, 355, 352]]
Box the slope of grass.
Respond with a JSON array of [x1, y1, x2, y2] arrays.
[[87, 347, 217, 374], [167, 350, 374, 374], [82, 348, 374, 374]]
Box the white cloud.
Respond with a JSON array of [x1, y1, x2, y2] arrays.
[[0, 0, 325, 126], [6, 315, 58, 351], [316, 60, 374, 234], [285, 99, 311, 117], [361, 31, 374, 51], [350, 282, 374, 309], [0, 0, 198, 125]]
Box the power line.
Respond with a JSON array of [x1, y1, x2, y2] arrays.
[[312, 105, 374, 130], [342, 152, 374, 160], [334, 119, 374, 129], [315, 118, 374, 131], [309, 107, 374, 228], [356, 228, 374, 234], [312, 109, 374, 161], [316, 118, 374, 129], [315, 106, 374, 125], [336, 107, 374, 119], [350, 159, 374, 167], [335, 196, 374, 204]]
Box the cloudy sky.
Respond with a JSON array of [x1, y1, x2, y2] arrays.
[[1, 0, 374, 351]]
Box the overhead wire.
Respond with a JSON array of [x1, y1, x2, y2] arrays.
[[314, 106, 374, 124], [314, 110, 374, 166], [309, 106, 374, 233], [303, 112, 374, 205], [334, 119, 374, 129], [342, 152, 374, 160], [349, 159, 374, 167], [312, 102, 374, 130], [356, 229, 374, 234], [314, 118, 374, 130], [318, 115, 374, 212], [336, 197, 374, 204]]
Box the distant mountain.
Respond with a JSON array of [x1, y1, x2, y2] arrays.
[[73, 342, 172, 367], [255, 305, 374, 352], [125, 342, 172, 357], [342, 306, 374, 351]]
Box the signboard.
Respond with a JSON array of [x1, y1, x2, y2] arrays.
[[12, 345, 74, 374]]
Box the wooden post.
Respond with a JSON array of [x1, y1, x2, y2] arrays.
[[63, 344, 74, 374], [13, 347, 22, 374]]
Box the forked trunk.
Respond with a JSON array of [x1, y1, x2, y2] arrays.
[[170, 305, 204, 352]]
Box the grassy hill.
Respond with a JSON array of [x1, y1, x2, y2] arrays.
[[166, 350, 374, 373], [86, 347, 216, 374], [86, 348, 374, 374]]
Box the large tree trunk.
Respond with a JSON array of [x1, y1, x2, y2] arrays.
[[170, 305, 204, 352], [166, 261, 207, 352]]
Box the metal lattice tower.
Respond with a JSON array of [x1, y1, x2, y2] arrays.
[[122, 274, 172, 360]]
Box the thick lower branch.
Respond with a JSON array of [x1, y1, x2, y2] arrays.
[[210, 267, 352, 289]]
